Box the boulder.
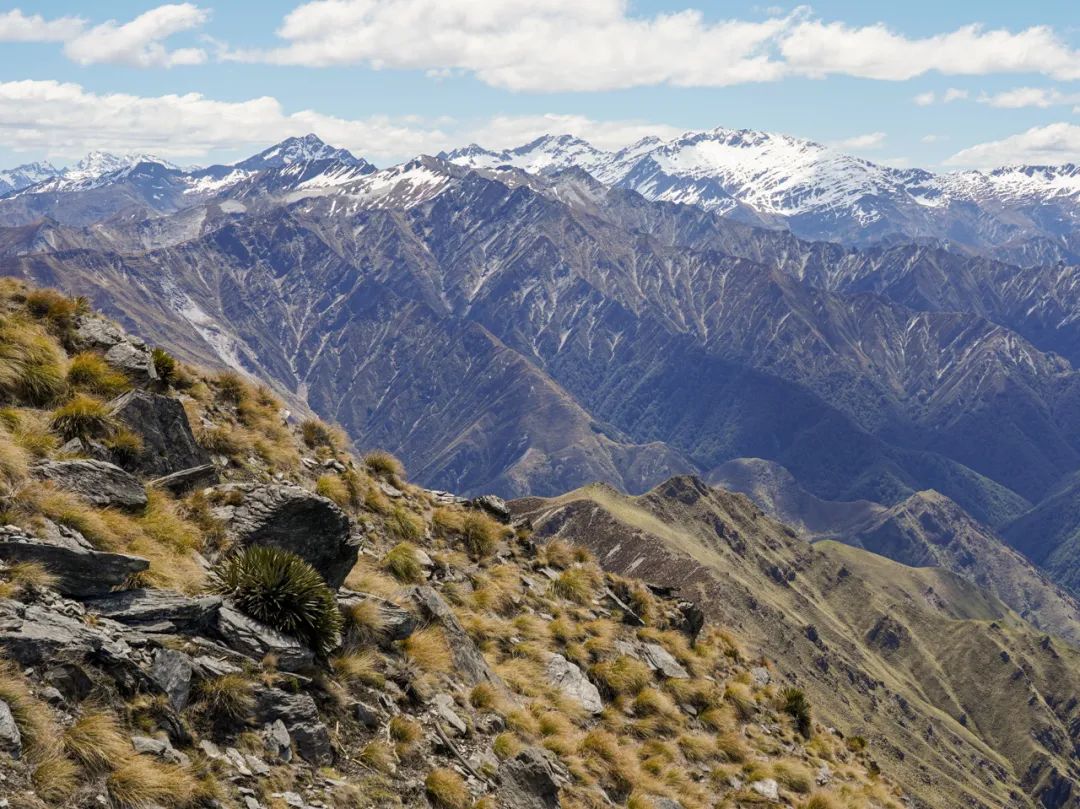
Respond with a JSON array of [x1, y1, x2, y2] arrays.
[[108, 390, 210, 477], [471, 494, 511, 523], [338, 589, 416, 643], [149, 463, 219, 495], [751, 779, 779, 801], [0, 530, 148, 598], [543, 653, 603, 715], [32, 459, 147, 509], [496, 747, 563, 809], [150, 649, 194, 711], [411, 586, 512, 696], [264, 719, 293, 762], [216, 604, 314, 672], [640, 643, 690, 680], [223, 484, 357, 589], [73, 316, 158, 385], [0, 699, 21, 759], [0, 599, 128, 667], [433, 693, 467, 735], [253, 688, 332, 765], [43, 663, 93, 704], [83, 589, 221, 634]]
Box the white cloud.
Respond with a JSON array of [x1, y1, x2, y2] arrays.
[[0, 79, 676, 165], [978, 86, 1080, 109], [944, 123, 1080, 167], [780, 21, 1080, 82], [942, 88, 968, 102], [0, 9, 84, 41], [921, 134, 945, 143], [913, 91, 936, 106], [911, 88, 967, 106], [63, 4, 209, 67], [226, 3, 1080, 91], [229, 0, 793, 91], [832, 132, 886, 150]]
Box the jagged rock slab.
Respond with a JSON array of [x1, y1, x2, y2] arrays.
[[543, 653, 603, 715], [253, 688, 332, 765], [108, 390, 210, 477], [32, 459, 147, 509], [150, 648, 193, 711], [216, 604, 314, 672], [83, 589, 221, 634], [149, 463, 219, 495], [0, 530, 148, 598], [73, 315, 158, 384], [222, 483, 357, 589], [0, 698, 21, 758], [0, 599, 132, 667]]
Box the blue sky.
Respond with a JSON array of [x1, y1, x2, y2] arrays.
[[0, 1, 1077, 171]]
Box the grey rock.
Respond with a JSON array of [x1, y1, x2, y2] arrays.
[[32, 459, 147, 509], [640, 642, 690, 680], [496, 747, 563, 809], [44, 662, 93, 703], [411, 586, 512, 696], [0, 532, 148, 598], [264, 720, 292, 762], [131, 736, 170, 757], [216, 604, 315, 672], [225, 746, 253, 776], [751, 779, 779, 801], [150, 649, 193, 711], [84, 589, 221, 634], [338, 589, 416, 642], [0, 700, 21, 759], [471, 494, 511, 523], [104, 340, 158, 385], [0, 599, 128, 667], [653, 801, 684, 809], [352, 700, 379, 730], [253, 688, 332, 765], [149, 463, 219, 495], [40, 687, 65, 706], [433, 693, 467, 735], [73, 317, 158, 384], [108, 390, 210, 477], [223, 484, 357, 589], [543, 653, 602, 715], [750, 666, 771, 686]]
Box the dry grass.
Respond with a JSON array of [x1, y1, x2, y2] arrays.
[[424, 767, 469, 809], [63, 711, 131, 773], [359, 740, 397, 774], [344, 598, 390, 644], [49, 393, 115, 441], [316, 473, 352, 508], [107, 755, 198, 808], [196, 673, 255, 721], [67, 351, 131, 397], [388, 715, 423, 751], [402, 626, 452, 674], [332, 651, 385, 687], [364, 450, 404, 481], [387, 506, 424, 542], [590, 656, 652, 697], [383, 542, 424, 583], [0, 315, 67, 406], [550, 567, 600, 605], [460, 511, 504, 560], [32, 749, 80, 804]]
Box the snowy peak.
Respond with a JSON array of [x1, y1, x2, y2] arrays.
[[235, 134, 371, 171], [443, 134, 609, 176], [63, 151, 179, 182], [0, 161, 60, 195]]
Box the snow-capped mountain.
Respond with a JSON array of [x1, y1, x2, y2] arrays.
[[445, 128, 1080, 262], [62, 151, 180, 183], [0, 161, 61, 195], [234, 133, 371, 171]]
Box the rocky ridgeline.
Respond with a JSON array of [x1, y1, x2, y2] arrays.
[[0, 282, 898, 809]]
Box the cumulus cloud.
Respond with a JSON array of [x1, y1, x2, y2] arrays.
[[63, 4, 209, 67], [943, 123, 1080, 167], [910, 88, 967, 105], [229, 0, 792, 91], [225, 2, 1080, 91], [832, 132, 886, 150], [0, 79, 678, 164], [978, 87, 1080, 109], [0, 9, 84, 41]]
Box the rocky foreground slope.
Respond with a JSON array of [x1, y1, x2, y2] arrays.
[[0, 282, 901, 808]]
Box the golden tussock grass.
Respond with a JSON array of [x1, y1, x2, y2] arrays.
[[401, 626, 453, 674], [424, 767, 469, 809]]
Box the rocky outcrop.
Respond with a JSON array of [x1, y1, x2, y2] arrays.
[[149, 463, 219, 495], [73, 316, 158, 385], [108, 390, 210, 477], [32, 459, 147, 509], [0, 699, 21, 758], [338, 589, 416, 643], [219, 484, 357, 589], [215, 604, 314, 672], [0, 528, 148, 598], [83, 589, 221, 634], [543, 653, 602, 715], [253, 688, 332, 765], [150, 648, 193, 711], [496, 747, 564, 809]]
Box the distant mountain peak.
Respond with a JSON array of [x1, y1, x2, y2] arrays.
[[235, 134, 370, 171], [63, 151, 178, 182]]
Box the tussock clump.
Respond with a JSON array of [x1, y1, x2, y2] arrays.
[[590, 656, 652, 697], [402, 626, 453, 674], [50, 393, 115, 441], [106, 755, 198, 809], [388, 506, 424, 541], [782, 687, 812, 738], [364, 450, 404, 481], [425, 767, 469, 809], [196, 673, 255, 721], [383, 542, 425, 583], [550, 567, 599, 605], [0, 316, 67, 407], [63, 711, 131, 773], [460, 511, 504, 560], [208, 546, 342, 657], [316, 473, 351, 508], [67, 351, 130, 396], [151, 348, 178, 386]]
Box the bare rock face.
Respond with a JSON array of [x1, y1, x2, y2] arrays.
[[215, 604, 314, 672], [542, 653, 602, 715], [253, 688, 332, 765], [73, 315, 159, 385], [0, 699, 21, 758], [0, 527, 148, 598], [221, 484, 357, 589], [496, 747, 564, 809], [83, 589, 221, 634], [108, 390, 210, 478], [32, 459, 147, 509]]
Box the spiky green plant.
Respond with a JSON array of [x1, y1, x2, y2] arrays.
[[207, 546, 342, 657], [151, 348, 178, 386], [782, 687, 812, 737]]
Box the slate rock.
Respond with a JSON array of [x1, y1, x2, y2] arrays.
[[640, 642, 690, 680], [83, 589, 221, 634], [0, 532, 148, 598], [216, 604, 314, 672], [108, 390, 210, 477], [264, 719, 293, 762], [32, 459, 147, 509], [149, 463, 219, 495], [543, 653, 602, 715], [150, 649, 193, 711], [0, 699, 21, 759], [253, 689, 332, 765], [104, 340, 158, 385], [751, 779, 779, 801], [471, 494, 511, 523], [496, 747, 563, 809], [433, 693, 467, 735], [338, 589, 416, 643], [43, 662, 93, 703], [224, 484, 357, 589], [0, 599, 127, 667], [73, 316, 158, 385]]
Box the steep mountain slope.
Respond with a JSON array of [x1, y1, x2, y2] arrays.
[[0, 160, 60, 195], [445, 129, 1080, 263], [513, 477, 1080, 809]]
